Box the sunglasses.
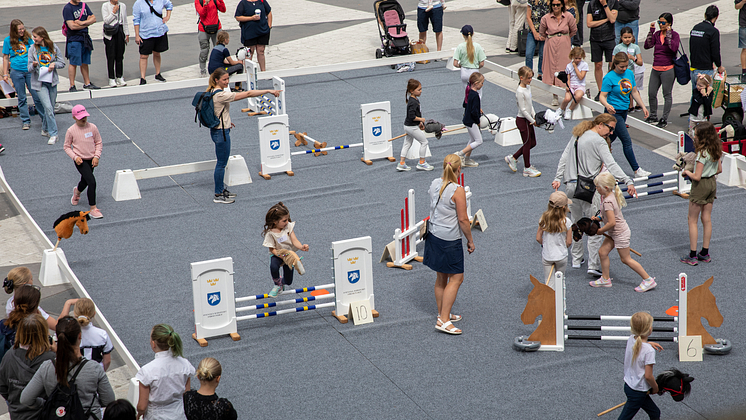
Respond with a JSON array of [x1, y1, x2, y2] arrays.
[[603, 123, 615, 133], [552, 3, 562, 6], [658, 20, 668, 25]]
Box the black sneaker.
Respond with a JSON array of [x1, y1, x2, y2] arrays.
[[0, 145, 5, 154], [155, 73, 166, 82], [656, 119, 668, 128], [644, 116, 658, 124], [214, 194, 235, 204], [83, 83, 100, 90], [140, 78, 147, 85], [222, 189, 237, 198], [69, 85, 77, 92]]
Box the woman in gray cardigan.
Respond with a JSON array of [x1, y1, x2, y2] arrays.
[[28, 26, 65, 145]]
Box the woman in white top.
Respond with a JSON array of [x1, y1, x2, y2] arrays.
[[452, 25, 485, 98], [61, 298, 114, 371], [101, 0, 130, 87], [136, 324, 195, 420], [422, 154, 475, 335]]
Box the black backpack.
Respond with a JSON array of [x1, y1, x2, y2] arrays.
[[0, 320, 16, 362], [40, 359, 98, 420]]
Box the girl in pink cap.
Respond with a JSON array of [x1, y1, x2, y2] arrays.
[[64, 104, 103, 218]]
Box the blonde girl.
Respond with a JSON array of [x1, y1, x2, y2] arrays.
[[3, 267, 65, 330], [136, 324, 195, 420], [617, 312, 662, 420], [183, 358, 237, 420], [680, 121, 722, 266], [29, 26, 65, 145], [452, 25, 485, 98], [590, 172, 655, 292], [61, 297, 113, 371], [262, 202, 309, 297], [423, 154, 475, 335], [536, 191, 573, 289], [455, 72, 484, 168], [505, 66, 541, 177], [559, 47, 588, 120], [398, 79, 433, 172]]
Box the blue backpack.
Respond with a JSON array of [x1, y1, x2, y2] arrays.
[[192, 90, 227, 141]]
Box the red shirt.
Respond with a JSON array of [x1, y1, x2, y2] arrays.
[[195, 0, 226, 32]]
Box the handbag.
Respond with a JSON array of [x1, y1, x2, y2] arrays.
[[673, 44, 691, 86], [572, 139, 596, 203], [103, 8, 121, 37], [62, 2, 86, 37], [517, 24, 528, 57], [422, 182, 453, 240]]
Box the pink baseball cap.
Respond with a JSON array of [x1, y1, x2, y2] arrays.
[[72, 104, 90, 120]]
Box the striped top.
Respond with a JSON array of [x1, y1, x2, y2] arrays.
[[64, 122, 103, 160]]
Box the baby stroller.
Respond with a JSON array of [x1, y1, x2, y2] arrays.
[[374, 0, 412, 59]]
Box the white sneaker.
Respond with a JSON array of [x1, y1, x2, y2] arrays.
[[41, 130, 50, 138], [200, 69, 208, 78], [464, 158, 479, 167], [47, 135, 58, 145], [504, 155, 517, 172], [116, 77, 127, 86], [108, 79, 117, 88], [634, 168, 651, 178], [551, 95, 559, 107], [564, 108, 572, 120], [523, 166, 541, 177], [455, 150, 466, 166]]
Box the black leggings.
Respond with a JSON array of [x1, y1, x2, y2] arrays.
[[270, 255, 294, 286], [75, 159, 97, 206]]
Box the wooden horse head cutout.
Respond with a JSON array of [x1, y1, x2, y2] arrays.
[[520, 275, 556, 345], [687, 277, 723, 346], [52, 211, 91, 251]]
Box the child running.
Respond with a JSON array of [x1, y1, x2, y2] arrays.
[[64, 104, 103, 219], [558, 47, 588, 120], [590, 172, 656, 292], [505, 66, 540, 177], [61, 297, 113, 371], [680, 121, 722, 266], [613, 27, 644, 113], [455, 72, 484, 168], [183, 357, 237, 420], [262, 202, 309, 297], [617, 312, 663, 420], [136, 324, 195, 420], [536, 191, 573, 290], [398, 79, 433, 172], [687, 75, 713, 138]]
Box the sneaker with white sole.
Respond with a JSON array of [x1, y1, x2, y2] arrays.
[[464, 158, 479, 167], [523, 166, 541, 177], [564, 108, 572, 120], [589, 276, 612, 287], [571, 258, 586, 269], [635, 277, 656, 292], [268, 285, 281, 297], [396, 163, 411, 171], [504, 155, 517, 172], [108, 79, 117, 88], [587, 268, 602, 276], [22, 123, 30, 130], [71, 187, 81, 206], [455, 151, 466, 166], [634, 168, 651, 178], [89, 208, 103, 219], [214, 193, 235, 204], [47, 136, 58, 145], [551, 95, 559, 107], [416, 162, 434, 171], [116, 77, 127, 86], [222, 189, 237, 198], [41, 130, 50, 137]]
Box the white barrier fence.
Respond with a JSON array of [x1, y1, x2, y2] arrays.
[[191, 236, 375, 346]]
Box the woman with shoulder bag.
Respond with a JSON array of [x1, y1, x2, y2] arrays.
[[196, 0, 226, 77], [102, 0, 130, 87], [506, 0, 528, 53], [551, 114, 636, 277]]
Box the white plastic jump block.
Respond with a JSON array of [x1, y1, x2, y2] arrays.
[[494, 117, 523, 147], [719, 153, 746, 187], [112, 155, 252, 201], [571, 104, 593, 120], [39, 248, 70, 287], [404, 140, 432, 159]]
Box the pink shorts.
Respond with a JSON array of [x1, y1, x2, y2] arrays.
[[609, 227, 631, 249], [569, 83, 585, 95]]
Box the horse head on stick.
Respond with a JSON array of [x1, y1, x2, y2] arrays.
[[53, 211, 91, 251]]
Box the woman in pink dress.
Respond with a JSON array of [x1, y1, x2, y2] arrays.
[[540, 0, 576, 105]]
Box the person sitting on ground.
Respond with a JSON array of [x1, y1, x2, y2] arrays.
[[208, 30, 243, 91]]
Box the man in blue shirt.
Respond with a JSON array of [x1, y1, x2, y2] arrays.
[[63, 0, 100, 91], [133, 0, 173, 85]]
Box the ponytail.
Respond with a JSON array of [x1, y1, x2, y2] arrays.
[[207, 68, 228, 92], [465, 34, 475, 64], [151, 324, 184, 358], [55, 316, 82, 387], [439, 154, 461, 197], [629, 312, 653, 365]]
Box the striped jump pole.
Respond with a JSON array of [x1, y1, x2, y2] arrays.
[[291, 143, 364, 156], [236, 302, 336, 321], [235, 283, 335, 303], [621, 171, 680, 199], [234, 284, 336, 321], [235, 293, 335, 313]]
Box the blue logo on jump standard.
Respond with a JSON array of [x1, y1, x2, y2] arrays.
[[347, 270, 360, 284], [270, 139, 280, 150], [372, 126, 382, 137], [207, 292, 221, 306]]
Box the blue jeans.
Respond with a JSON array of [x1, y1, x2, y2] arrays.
[[9, 69, 42, 125], [36, 82, 58, 137], [525, 31, 544, 76], [617, 383, 660, 420], [615, 20, 639, 44], [210, 128, 231, 195], [606, 109, 639, 172], [690, 69, 714, 89]]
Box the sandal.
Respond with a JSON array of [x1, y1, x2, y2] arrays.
[[435, 320, 462, 335], [437, 314, 462, 324]]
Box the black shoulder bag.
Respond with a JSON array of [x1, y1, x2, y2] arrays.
[[103, 7, 121, 37], [573, 139, 596, 203], [147, 0, 163, 19], [197, 0, 220, 34]]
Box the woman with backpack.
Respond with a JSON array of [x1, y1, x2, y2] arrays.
[[0, 314, 56, 420], [20, 316, 115, 420], [205, 67, 279, 204]]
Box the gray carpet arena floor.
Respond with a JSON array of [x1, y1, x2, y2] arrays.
[[1, 62, 744, 419]]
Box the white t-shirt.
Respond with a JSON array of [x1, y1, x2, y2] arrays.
[[541, 217, 572, 262], [80, 323, 114, 369], [5, 296, 50, 319], [135, 351, 195, 420], [262, 221, 298, 252], [565, 60, 589, 87], [623, 335, 656, 391]]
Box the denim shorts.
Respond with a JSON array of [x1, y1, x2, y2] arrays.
[[66, 41, 91, 66], [417, 7, 443, 33], [740, 27, 746, 49]]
